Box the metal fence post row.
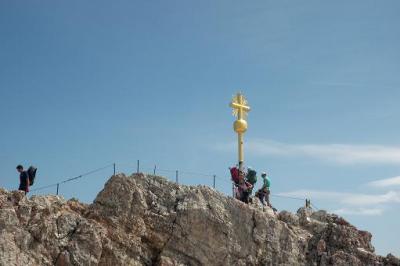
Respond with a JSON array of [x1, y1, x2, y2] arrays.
[[29, 162, 321, 213]]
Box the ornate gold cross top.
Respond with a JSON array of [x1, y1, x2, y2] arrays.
[[230, 93, 251, 120]]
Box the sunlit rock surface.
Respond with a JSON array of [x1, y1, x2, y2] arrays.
[[0, 173, 399, 265]]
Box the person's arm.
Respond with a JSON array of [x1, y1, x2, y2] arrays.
[[246, 181, 253, 189]]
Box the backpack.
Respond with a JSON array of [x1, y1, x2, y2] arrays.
[[27, 166, 37, 186], [230, 167, 240, 184], [246, 169, 257, 185]]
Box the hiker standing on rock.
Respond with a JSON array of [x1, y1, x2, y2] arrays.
[[230, 164, 248, 201], [16, 165, 30, 194], [257, 172, 271, 207], [238, 178, 253, 204]]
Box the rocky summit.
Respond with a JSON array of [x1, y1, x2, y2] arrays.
[[0, 174, 399, 266]]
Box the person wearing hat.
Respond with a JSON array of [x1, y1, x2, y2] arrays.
[[257, 172, 271, 207]]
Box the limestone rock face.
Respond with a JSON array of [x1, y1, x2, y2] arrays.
[[0, 174, 398, 266]]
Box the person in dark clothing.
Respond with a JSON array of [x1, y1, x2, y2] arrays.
[[238, 179, 253, 204], [16, 165, 29, 194]]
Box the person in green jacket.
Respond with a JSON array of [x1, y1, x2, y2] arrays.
[[257, 172, 271, 207]]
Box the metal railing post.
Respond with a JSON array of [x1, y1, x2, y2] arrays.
[[113, 163, 116, 176], [176, 170, 179, 184], [213, 175, 216, 189], [153, 165, 156, 175], [56, 183, 59, 195], [137, 160, 140, 173]]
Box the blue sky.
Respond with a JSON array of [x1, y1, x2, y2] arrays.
[[1, 0, 400, 256]]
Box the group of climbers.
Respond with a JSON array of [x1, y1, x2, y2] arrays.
[[229, 164, 271, 207]]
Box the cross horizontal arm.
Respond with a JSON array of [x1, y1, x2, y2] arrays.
[[230, 102, 251, 112]]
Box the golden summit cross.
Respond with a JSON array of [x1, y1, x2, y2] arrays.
[[230, 92, 250, 171]]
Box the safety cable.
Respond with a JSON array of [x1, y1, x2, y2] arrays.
[[270, 194, 305, 201], [31, 163, 113, 192], [310, 202, 320, 211]]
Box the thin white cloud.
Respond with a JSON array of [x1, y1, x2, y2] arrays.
[[278, 190, 400, 207], [367, 176, 400, 188], [217, 139, 400, 165], [333, 208, 384, 216], [215, 139, 400, 216], [343, 191, 400, 206]]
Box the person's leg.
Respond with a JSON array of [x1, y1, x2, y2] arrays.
[[243, 191, 249, 203], [257, 191, 262, 202], [239, 190, 245, 202], [258, 191, 265, 205], [261, 193, 266, 205], [266, 189, 271, 207], [235, 187, 240, 199]]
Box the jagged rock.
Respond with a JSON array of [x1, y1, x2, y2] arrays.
[[0, 173, 398, 266], [278, 210, 299, 226], [297, 206, 314, 226]]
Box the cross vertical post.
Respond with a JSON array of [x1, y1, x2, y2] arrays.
[[230, 92, 250, 172]]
